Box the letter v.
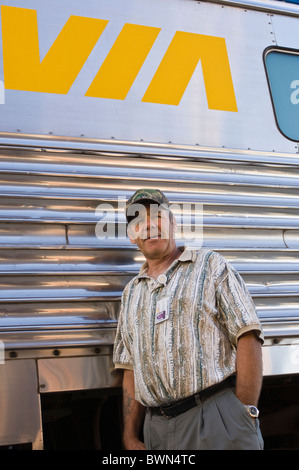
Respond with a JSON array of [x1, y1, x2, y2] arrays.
[[1, 6, 108, 94]]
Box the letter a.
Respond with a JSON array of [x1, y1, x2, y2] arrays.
[[142, 31, 237, 111]]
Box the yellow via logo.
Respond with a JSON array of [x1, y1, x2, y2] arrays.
[[1, 5, 237, 111]]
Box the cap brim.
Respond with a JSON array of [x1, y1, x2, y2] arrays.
[[126, 198, 169, 223]]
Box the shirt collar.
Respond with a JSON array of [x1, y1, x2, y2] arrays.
[[136, 246, 196, 280]]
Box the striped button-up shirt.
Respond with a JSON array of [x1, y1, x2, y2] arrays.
[[113, 248, 263, 407]]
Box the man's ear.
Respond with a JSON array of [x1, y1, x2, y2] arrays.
[[127, 223, 137, 244]]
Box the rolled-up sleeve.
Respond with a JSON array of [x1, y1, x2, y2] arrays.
[[215, 256, 264, 346]]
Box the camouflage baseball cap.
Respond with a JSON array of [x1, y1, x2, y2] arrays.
[[126, 188, 170, 222]]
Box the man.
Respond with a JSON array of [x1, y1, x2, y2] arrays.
[[113, 188, 264, 450]]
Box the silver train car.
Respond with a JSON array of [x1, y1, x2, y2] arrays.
[[0, 0, 299, 449]]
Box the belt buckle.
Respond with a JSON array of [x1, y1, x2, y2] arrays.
[[159, 406, 172, 419]]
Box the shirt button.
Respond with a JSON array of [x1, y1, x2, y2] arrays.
[[157, 274, 167, 285]]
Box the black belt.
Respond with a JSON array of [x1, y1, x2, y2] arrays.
[[149, 375, 236, 419]]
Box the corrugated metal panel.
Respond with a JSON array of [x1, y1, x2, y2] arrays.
[[0, 145, 298, 351]]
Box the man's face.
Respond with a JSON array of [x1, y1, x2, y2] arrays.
[[127, 203, 176, 258]]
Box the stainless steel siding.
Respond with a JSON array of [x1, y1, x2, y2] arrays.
[[0, 145, 298, 351]]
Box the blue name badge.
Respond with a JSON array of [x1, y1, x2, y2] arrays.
[[264, 48, 299, 141]]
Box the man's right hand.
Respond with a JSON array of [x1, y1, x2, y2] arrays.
[[122, 370, 146, 450], [123, 436, 146, 450]]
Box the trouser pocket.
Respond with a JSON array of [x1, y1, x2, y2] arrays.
[[209, 389, 264, 450]]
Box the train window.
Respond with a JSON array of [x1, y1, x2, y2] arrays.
[[264, 47, 299, 142], [277, 0, 299, 4]]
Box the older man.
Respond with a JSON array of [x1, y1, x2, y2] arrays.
[[113, 189, 264, 450]]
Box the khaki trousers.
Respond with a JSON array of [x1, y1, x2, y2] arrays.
[[144, 388, 264, 450]]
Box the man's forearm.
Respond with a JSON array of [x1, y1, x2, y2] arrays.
[[235, 331, 263, 406], [122, 369, 146, 449]]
